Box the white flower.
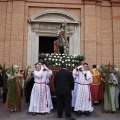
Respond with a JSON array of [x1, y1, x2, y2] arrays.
[[62, 61, 64, 63], [55, 63, 58, 65], [68, 59, 70, 62], [52, 59, 54, 61], [68, 64, 71, 66], [72, 64, 75, 66]]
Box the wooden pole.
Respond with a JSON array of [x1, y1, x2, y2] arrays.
[[101, 79, 104, 113], [64, 22, 68, 54]]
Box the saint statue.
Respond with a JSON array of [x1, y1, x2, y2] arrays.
[[54, 23, 69, 54]]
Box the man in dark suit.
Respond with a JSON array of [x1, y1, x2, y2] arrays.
[[0, 66, 8, 103], [54, 63, 75, 120], [0, 67, 3, 96], [25, 73, 34, 103]]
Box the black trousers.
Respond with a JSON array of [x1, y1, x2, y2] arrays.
[[56, 93, 72, 117], [3, 89, 7, 103], [119, 93, 120, 110]]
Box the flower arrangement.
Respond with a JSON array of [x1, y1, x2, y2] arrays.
[[39, 53, 85, 68]]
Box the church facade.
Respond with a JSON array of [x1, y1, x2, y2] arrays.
[[0, 0, 120, 69]]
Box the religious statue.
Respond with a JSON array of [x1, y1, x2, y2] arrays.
[[54, 23, 69, 54]]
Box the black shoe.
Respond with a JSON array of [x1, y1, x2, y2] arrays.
[[76, 111, 82, 116], [84, 111, 90, 116], [58, 116, 62, 118], [104, 110, 110, 113], [58, 114, 62, 118], [65, 117, 76, 120], [32, 112, 36, 116], [41, 113, 45, 115], [15, 109, 18, 112], [111, 111, 116, 114]]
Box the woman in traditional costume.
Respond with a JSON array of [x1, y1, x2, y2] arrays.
[[6, 65, 23, 112], [104, 67, 118, 113]]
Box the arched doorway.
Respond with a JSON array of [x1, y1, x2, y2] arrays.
[[27, 10, 80, 69]]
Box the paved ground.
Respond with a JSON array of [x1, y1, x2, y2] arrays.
[[0, 96, 120, 120]]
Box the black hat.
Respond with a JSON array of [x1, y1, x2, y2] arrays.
[[93, 64, 96, 68], [61, 63, 66, 68]]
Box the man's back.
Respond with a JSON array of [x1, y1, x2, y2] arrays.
[[54, 69, 74, 94]]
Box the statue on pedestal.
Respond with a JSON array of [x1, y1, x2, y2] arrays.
[[54, 23, 69, 54]]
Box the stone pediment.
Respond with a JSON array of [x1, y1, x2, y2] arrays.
[[29, 10, 79, 24]]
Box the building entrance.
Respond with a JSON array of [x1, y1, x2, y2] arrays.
[[39, 36, 57, 54]]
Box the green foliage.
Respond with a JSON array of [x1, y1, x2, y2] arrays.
[[7, 65, 18, 108], [24, 67, 28, 83], [98, 63, 111, 101], [7, 77, 18, 109], [105, 63, 111, 101], [39, 53, 46, 60], [76, 55, 85, 62], [10, 65, 14, 76]]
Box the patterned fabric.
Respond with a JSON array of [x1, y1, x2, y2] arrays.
[[6, 76, 22, 111]]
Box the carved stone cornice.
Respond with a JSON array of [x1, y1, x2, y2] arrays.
[[84, 0, 96, 4], [0, 0, 26, 1], [111, 0, 120, 6], [96, 0, 102, 5], [1, 0, 120, 7]]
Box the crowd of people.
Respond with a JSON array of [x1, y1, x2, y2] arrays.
[[0, 58, 120, 120]]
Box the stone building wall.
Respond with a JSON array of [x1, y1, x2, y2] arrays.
[[0, 0, 120, 69]]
